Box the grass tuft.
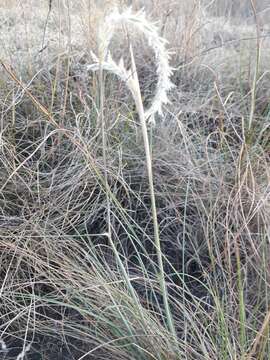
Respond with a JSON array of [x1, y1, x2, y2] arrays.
[[0, 1, 270, 359]]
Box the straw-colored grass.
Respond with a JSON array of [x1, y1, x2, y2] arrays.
[[0, 1, 270, 359]]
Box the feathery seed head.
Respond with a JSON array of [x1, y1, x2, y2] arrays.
[[88, 7, 174, 124]]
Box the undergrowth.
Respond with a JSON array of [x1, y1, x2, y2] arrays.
[[0, 1, 270, 359]]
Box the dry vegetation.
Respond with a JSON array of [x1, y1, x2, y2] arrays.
[[0, 0, 270, 359]]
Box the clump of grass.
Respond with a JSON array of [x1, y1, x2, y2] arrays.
[[0, 1, 270, 360]]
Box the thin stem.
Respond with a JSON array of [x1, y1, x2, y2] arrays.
[[248, 0, 261, 132], [129, 46, 176, 340], [98, 57, 151, 350]]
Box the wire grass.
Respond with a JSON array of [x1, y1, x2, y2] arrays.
[[0, 1, 270, 359]]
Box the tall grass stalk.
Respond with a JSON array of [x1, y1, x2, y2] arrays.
[[97, 53, 152, 351], [88, 7, 176, 339], [248, 0, 261, 133], [129, 45, 176, 339]]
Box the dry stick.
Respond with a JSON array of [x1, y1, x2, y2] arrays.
[[129, 46, 176, 341]]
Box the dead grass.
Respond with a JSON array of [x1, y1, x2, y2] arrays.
[[0, 1, 270, 359]]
